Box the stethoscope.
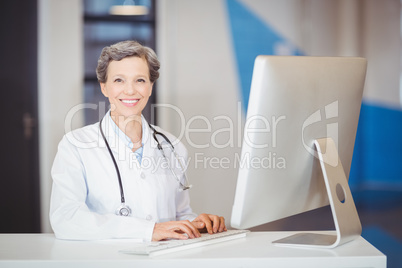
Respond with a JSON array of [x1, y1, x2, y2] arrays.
[[99, 117, 192, 217]]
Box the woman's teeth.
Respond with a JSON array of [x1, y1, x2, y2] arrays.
[[122, 99, 139, 104]]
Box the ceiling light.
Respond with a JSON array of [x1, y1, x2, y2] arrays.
[[109, 0, 149, 16]]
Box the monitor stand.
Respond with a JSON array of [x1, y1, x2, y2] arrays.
[[273, 137, 362, 248]]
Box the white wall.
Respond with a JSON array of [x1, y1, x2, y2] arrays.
[[38, 0, 83, 232], [362, 0, 401, 108], [157, 0, 243, 223]]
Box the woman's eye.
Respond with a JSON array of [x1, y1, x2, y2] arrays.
[[114, 78, 123, 83], [137, 78, 146, 83]]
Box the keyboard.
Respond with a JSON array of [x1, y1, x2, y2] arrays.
[[119, 229, 249, 256]]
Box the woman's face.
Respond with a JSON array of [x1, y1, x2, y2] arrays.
[[100, 56, 153, 120]]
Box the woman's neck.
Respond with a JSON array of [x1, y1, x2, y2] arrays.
[[111, 114, 143, 151]]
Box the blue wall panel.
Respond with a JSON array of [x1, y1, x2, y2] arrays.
[[226, 0, 303, 110], [350, 103, 402, 188]]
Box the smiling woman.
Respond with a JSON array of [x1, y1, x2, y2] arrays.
[[97, 41, 157, 150], [49, 40, 226, 242]]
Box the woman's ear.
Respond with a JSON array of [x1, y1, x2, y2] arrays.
[[100, 83, 108, 98], [149, 83, 154, 97]]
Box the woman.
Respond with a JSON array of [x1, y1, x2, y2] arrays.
[[50, 40, 226, 241]]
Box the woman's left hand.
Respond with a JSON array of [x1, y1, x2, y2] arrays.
[[192, 213, 227, 234]]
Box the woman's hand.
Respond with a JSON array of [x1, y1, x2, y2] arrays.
[[192, 213, 227, 234], [152, 220, 205, 241]]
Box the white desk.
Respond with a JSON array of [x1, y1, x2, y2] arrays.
[[0, 231, 386, 268]]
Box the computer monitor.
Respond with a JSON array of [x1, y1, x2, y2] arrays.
[[231, 56, 367, 248]]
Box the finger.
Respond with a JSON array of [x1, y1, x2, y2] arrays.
[[187, 221, 201, 238], [152, 228, 188, 241], [193, 214, 215, 234], [209, 214, 220, 233], [175, 225, 194, 239], [218, 216, 226, 232], [167, 230, 189, 240], [201, 215, 213, 234], [191, 221, 205, 230], [177, 221, 200, 238]]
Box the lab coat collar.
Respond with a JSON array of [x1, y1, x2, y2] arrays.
[[100, 111, 158, 163]]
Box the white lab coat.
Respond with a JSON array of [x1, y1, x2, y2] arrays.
[[50, 113, 197, 241]]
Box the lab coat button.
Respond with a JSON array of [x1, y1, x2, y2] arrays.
[[140, 172, 146, 179], [146, 215, 152, 221]]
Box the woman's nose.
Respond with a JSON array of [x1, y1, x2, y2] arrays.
[[124, 82, 136, 95]]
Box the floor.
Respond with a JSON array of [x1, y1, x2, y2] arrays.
[[250, 188, 402, 268]]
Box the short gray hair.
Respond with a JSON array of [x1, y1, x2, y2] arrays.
[[96, 40, 160, 83]]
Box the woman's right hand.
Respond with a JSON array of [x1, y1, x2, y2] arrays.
[[151, 220, 205, 241]]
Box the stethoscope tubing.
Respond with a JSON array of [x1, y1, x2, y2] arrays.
[[99, 117, 126, 204], [148, 123, 192, 191]]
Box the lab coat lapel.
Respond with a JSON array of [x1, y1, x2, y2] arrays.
[[141, 117, 161, 170]]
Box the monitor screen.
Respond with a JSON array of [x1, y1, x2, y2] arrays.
[[231, 56, 367, 248]]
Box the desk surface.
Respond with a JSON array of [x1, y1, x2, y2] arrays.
[[0, 231, 386, 268]]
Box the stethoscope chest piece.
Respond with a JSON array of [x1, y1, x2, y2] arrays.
[[116, 204, 132, 217]]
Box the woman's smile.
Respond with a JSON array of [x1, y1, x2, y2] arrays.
[[120, 98, 140, 107]]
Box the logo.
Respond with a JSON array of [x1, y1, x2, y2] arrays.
[[302, 101, 339, 166]]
